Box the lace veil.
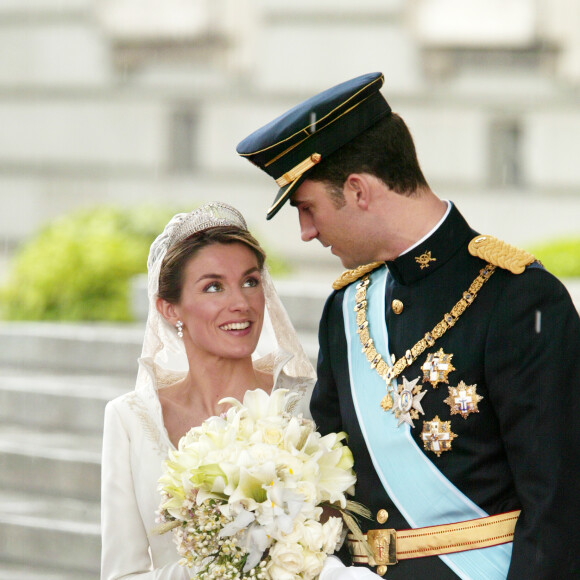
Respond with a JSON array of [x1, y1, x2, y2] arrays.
[[136, 201, 315, 394]]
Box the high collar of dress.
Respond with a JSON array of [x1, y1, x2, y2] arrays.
[[385, 203, 475, 285]]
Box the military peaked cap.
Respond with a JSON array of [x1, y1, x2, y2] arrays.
[[236, 72, 391, 219]]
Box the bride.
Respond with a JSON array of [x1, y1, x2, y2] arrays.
[[100, 202, 380, 579]]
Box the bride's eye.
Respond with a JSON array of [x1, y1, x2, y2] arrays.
[[243, 276, 260, 288], [203, 281, 223, 293]]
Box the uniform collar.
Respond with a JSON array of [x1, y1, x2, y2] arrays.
[[385, 203, 476, 285]]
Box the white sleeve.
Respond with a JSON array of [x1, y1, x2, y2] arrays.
[[100, 401, 189, 580], [319, 555, 383, 579]]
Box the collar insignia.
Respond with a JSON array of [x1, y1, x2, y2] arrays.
[[415, 251, 436, 269], [444, 381, 483, 419]]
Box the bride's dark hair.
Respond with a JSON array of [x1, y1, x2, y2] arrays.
[[157, 225, 267, 305]]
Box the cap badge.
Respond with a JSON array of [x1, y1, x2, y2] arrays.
[[421, 416, 457, 456], [421, 348, 455, 388], [415, 251, 436, 269], [444, 381, 483, 419]]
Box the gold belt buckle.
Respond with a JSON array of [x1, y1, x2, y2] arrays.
[[367, 528, 397, 566]]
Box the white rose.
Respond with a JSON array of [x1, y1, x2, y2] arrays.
[[301, 549, 326, 580], [279, 519, 306, 544], [268, 540, 305, 578], [321, 517, 343, 553], [300, 519, 324, 552]]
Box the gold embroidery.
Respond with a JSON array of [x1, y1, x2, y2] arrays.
[[415, 251, 436, 269]]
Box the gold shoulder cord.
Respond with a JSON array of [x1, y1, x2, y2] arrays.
[[333, 261, 384, 290], [355, 264, 496, 407]]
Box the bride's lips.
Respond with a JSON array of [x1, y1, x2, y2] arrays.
[[219, 321, 252, 332]]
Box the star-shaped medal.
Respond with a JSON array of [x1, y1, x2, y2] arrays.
[[421, 348, 455, 388], [391, 376, 426, 428], [421, 416, 457, 457], [444, 381, 483, 419]]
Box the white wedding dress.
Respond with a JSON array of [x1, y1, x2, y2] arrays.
[[101, 354, 314, 580]]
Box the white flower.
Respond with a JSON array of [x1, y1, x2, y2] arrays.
[[301, 549, 327, 580], [267, 540, 306, 577], [321, 517, 344, 554], [300, 519, 325, 552]]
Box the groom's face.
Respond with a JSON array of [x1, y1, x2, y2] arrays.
[[290, 180, 366, 269]]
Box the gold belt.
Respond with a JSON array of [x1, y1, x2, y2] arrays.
[[348, 510, 520, 571]]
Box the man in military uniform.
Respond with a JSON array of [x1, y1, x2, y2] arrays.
[[236, 73, 580, 578]]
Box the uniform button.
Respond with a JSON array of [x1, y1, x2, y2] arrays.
[[392, 299, 403, 315], [376, 509, 389, 524]]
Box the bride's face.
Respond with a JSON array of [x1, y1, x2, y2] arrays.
[[176, 242, 265, 360]]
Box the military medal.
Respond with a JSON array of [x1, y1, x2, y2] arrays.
[[444, 381, 483, 418], [421, 348, 455, 388], [391, 376, 426, 428], [352, 265, 496, 420], [421, 416, 457, 456]]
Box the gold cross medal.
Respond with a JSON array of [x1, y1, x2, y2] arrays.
[[421, 348, 455, 388], [444, 381, 483, 419], [391, 376, 427, 427], [421, 416, 457, 456]]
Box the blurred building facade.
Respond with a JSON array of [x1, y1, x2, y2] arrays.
[[0, 0, 579, 276]]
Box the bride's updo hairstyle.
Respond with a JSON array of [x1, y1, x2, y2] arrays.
[[157, 226, 267, 305]]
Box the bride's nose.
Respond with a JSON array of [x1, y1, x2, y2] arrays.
[[228, 286, 251, 311]]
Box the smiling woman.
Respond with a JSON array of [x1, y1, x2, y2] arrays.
[[156, 238, 270, 437], [100, 202, 316, 580]]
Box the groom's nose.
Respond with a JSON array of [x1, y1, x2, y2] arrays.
[[299, 214, 318, 242]]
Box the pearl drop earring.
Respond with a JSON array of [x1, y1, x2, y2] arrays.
[[176, 320, 183, 338]]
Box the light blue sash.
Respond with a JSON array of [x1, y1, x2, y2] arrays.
[[343, 266, 512, 579]]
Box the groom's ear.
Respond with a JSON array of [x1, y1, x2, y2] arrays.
[[344, 174, 371, 210], [156, 297, 179, 324]]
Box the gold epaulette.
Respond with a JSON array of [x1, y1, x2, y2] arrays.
[[468, 235, 535, 275], [332, 262, 384, 290]]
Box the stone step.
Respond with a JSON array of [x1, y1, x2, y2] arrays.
[[0, 489, 100, 575], [0, 424, 101, 501], [0, 368, 132, 433], [0, 322, 144, 375]]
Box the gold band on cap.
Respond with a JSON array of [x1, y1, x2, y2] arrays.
[[275, 153, 322, 187]]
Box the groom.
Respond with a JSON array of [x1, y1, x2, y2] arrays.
[[236, 72, 580, 578]]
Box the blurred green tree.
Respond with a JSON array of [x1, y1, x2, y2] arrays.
[[0, 205, 290, 322], [532, 237, 580, 279]]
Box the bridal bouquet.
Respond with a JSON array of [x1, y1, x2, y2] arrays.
[[157, 389, 367, 580]]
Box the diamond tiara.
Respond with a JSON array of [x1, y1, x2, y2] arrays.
[[168, 201, 248, 248]]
